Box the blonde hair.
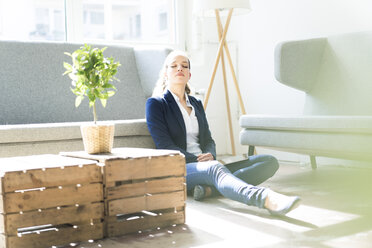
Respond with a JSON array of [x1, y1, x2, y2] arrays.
[[152, 50, 191, 97]]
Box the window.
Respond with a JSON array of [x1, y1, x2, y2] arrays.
[[83, 3, 105, 39], [0, 1, 2, 36], [0, 0, 65, 41], [80, 0, 174, 43], [0, 0, 176, 45], [159, 12, 168, 32]]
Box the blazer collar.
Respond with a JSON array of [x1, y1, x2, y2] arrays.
[[164, 90, 186, 134]]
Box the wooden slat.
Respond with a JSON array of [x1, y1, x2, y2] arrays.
[[106, 210, 185, 237], [105, 155, 185, 182], [0, 213, 4, 234], [105, 206, 184, 223], [0, 177, 3, 194], [61, 148, 182, 162], [109, 148, 182, 158], [0, 155, 96, 174], [2, 164, 102, 193], [146, 155, 185, 177], [4, 202, 104, 235], [109, 196, 146, 216], [108, 191, 185, 216], [0, 232, 5, 248], [105, 158, 145, 182], [0, 195, 4, 215], [146, 191, 185, 213], [105, 181, 115, 188], [5, 222, 104, 248], [106, 177, 185, 200], [3, 183, 103, 213]]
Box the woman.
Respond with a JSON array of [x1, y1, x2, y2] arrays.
[[146, 50, 300, 216]]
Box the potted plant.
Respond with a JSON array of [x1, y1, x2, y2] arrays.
[[63, 44, 121, 154]]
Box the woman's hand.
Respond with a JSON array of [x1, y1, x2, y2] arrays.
[[197, 153, 214, 162]]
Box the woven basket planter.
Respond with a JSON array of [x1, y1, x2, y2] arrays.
[[81, 123, 115, 154]]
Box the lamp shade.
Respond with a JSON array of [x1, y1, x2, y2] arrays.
[[193, 0, 251, 17]]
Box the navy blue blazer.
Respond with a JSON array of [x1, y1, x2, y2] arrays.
[[146, 90, 216, 163]]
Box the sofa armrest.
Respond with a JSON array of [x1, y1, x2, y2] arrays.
[[274, 37, 326, 92]]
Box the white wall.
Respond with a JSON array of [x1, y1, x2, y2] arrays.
[[184, 0, 372, 162]]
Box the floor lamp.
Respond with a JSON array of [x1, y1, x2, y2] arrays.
[[193, 0, 251, 155]]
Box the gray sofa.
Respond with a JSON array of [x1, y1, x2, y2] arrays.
[[0, 40, 171, 157], [239, 31, 372, 169]]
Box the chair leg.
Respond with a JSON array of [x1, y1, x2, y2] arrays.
[[248, 146, 255, 156], [310, 155, 317, 170]]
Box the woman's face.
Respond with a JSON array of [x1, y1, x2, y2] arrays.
[[165, 55, 191, 89]]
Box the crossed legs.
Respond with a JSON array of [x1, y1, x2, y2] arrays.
[[186, 155, 300, 215], [186, 160, 269, 208]]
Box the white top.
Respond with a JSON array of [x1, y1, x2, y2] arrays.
[[169, 90, 202, 156]]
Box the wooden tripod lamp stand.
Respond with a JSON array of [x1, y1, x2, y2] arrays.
[[193, 0, 252, 155]]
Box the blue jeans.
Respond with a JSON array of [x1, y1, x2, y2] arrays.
[[186, 154, 279, 208]]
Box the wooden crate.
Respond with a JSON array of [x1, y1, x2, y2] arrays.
[[0, 155, 104, 248], [62, 148, 186, 237]]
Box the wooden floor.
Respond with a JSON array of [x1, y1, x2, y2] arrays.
[[66, 159, 372, 248]]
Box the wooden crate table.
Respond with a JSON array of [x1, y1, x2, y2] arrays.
[[62, 147, 186, 237], [0, 154, 104, 248]]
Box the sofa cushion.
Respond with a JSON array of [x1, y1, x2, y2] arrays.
[[0, 119, 154, 157], [0, 119, 150, 143], [240, 115, 372, 134], [239, 128, 372, 161], [134, 46, 172, 98]]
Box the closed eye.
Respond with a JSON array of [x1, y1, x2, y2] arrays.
[[169, 63, 189, 69]]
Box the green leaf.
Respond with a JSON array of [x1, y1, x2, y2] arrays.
[[112, 76, 120, 83], [75, 95, 84, 107], [87, 90, 96, 102], [100, 98, 107, 108], [107, 91, 115, 97], [102, 83, 113, 89], [68, 73, 76, 81], [93, 89, 101, 99], [63, 62, 72, 70]]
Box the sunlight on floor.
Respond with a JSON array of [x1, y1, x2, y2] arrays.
[[186, 207, 282, 248], [215, 197, 360, 231], [286, 205, 360, 228], [324, 229, 372, 248], [188, 197, 363, 247]]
